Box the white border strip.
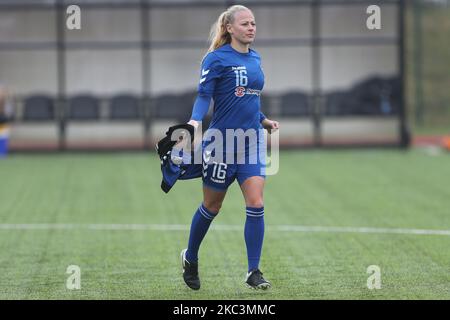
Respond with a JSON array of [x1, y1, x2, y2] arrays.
[[0, 224, 448, 236]]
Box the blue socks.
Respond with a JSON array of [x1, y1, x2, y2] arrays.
[[244, 206, 265, 272], [186, 204, 265, 273], [186, 203, 216, 262]]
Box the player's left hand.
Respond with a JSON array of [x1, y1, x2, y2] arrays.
[[262, 119, 279, 134]]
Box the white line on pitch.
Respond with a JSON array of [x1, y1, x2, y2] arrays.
[[0, 223, 449, 236]]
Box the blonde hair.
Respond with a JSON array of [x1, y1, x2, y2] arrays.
[[204, 5, 252, 58]]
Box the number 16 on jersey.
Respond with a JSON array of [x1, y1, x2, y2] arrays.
[[234, 70, 248, 87]]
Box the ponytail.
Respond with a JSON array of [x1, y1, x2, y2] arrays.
[[203, 5, 250, 60]]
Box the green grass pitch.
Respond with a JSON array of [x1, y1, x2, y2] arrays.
[[0, 149, 449, 299]]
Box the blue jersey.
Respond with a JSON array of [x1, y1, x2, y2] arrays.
[[198, 44, 265, 132]]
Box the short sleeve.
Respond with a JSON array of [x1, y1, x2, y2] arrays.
[[197, 52, 223, 97]]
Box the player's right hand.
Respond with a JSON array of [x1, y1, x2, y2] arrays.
[[187, 119, 199, 130]]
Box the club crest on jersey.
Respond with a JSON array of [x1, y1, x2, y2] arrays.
[[235, 86, 246, 97]]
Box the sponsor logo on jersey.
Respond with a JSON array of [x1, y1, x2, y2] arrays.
[[234, 87, 261, 97], [246, 88, 261, 96], [235, 86, 246, 97]]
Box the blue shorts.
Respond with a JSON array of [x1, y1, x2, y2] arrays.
[[201, 149, 266, 191]]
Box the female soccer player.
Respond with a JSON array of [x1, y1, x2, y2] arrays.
[[180, 5, 279, 290]]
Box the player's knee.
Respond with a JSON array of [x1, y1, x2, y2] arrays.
[[246, 198, 264, 208], [203, 201, 222, 215]]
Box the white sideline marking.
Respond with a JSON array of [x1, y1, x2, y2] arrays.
[[0, 224, 449, 236]]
